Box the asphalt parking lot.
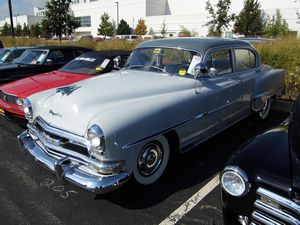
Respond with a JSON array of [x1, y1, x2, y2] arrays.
[[0, 101, 292, 225]]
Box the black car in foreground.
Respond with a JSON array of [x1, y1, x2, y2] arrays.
[[221, 98, 300, 224], [0, 45, 90, 84]]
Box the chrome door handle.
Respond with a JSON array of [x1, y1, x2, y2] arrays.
[[232, 76, 240, 80]]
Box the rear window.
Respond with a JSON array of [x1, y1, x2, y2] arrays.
[[59, 55, 112, 75], [235, 49, 256, 71]]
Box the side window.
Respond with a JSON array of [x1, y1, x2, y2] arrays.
[[13, 50, 26, 60], [235, 49, 256, 71], [46, 50, 74, 64], [206, 50, 232, 75]]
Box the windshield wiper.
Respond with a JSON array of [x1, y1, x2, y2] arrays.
[[147, 65, 171, 76], [125, 65, 145, 70]]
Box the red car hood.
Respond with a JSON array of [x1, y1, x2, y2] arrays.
[[0, 71, 90, 98]]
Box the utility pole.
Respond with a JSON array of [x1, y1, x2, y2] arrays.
[[8, 0, 15, 38], [115, 2, 119, 28]]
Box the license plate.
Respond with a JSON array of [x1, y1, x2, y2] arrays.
[[0, 108, 5, 115]]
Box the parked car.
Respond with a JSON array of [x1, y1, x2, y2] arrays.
[[0, 46, 90, 85], [0, 50, 130, 125], [18, 38, 285, 194], [221, 97, 300, 225], [0, 47, 33, 66]]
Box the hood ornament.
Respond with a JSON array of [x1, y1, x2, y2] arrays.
[[56, 85, 81, 96], [49, 109, 62, 117]]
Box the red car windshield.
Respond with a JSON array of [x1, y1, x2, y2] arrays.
[[59, 56, 112, 75]]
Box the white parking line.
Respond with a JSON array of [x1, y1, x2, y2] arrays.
[[159, 175, 220, 225]]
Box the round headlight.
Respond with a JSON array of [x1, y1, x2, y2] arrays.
[[22, 98, 33, 122], [16, 98, 23, 106], [87, 124, 105, 157], [221, 166, 250, 197]]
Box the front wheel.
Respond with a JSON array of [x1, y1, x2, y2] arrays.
[[256, 98, 271, 120], [133, 135, 170, 185]]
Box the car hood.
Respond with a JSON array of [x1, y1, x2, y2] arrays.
[[1, 71, 90, 98], [32, 70, 195, 136]]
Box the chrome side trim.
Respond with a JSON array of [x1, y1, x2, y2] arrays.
[[122, 112, 206, 149], [257, 188, 300, 215]]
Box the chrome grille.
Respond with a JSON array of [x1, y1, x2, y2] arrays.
[[28, 117, 90, 157], [0, 90, 17, 105], [251, 188, 300, 225]]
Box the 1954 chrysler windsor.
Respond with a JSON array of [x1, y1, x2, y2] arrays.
[[18, 38, 285, 194]]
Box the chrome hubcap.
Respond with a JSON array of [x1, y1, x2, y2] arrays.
[[138, 142, 163, 176]]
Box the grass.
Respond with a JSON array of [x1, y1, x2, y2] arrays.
[[2, 36, 300, 99], [255, 38, 300, 100]]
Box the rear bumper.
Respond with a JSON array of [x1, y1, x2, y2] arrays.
[[18, 130, 130, 194]]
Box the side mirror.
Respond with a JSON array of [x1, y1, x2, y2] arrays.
[[194, 63, 208, 78], [208, 68, 218, 78], [45, 59, 53, 66], [113, 56, 121, 69]]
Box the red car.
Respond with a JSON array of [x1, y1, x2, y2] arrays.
[[0, 50, 130, 125]]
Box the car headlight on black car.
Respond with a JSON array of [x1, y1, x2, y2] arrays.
[[22, 98, 33, 122], [221, 166, 250, 197], [87, 124, 105, 158]]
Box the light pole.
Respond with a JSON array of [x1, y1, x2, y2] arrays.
[[115, 1, 119, 28], [8, 0, 15, 38]]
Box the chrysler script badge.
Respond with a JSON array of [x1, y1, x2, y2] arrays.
[[56, 85, 81, 96], [49, 109, 62, 117]]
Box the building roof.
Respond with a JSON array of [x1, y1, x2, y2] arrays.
[[137, 38, 251, 54]]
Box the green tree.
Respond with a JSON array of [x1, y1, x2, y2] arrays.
[[22, 23, 30, 37], [135, 18, 147, 35], [179, 26, 192, 37], [15, 24, 22, 36], [1, 22, 10, 36], [30, 23, 41, 38], [205, 0, 235, 37], [263, 9, 289, 38], [160, 20, 167, 38], [233, 0, 267, 37], [116, 19, 131, 35], [97, 12, 114, 38], [41, 0, 79, 42]]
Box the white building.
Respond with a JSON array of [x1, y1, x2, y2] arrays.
[[69, 0, 300, 37], [0, 14, 42, 28]]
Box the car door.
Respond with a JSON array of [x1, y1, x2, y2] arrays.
[[196, 48, 242, 137], [233, 48, 258, 113]]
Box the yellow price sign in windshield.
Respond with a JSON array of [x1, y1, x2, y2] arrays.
[[178, 68, 187, 76]]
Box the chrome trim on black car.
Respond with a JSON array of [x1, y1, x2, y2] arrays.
[[251, 188, 300, 225]]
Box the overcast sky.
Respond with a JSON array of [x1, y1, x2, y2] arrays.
[[0, 0, 299, 20], [0, 0, 46, 19]]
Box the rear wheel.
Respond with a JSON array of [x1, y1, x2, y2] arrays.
[[133, 135, 170, 185], [256, 98, 271, 120]]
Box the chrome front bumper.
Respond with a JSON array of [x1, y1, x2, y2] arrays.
[[18, 130, 130, 194]]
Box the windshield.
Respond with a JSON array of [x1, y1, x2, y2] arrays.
[[0, 49, 12, 63], [125, 47, 201, 77], [15, 49, 48, 65], [59, 55, 112, 75]]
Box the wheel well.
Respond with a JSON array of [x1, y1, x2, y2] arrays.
[[164, 130, 180, 154]]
